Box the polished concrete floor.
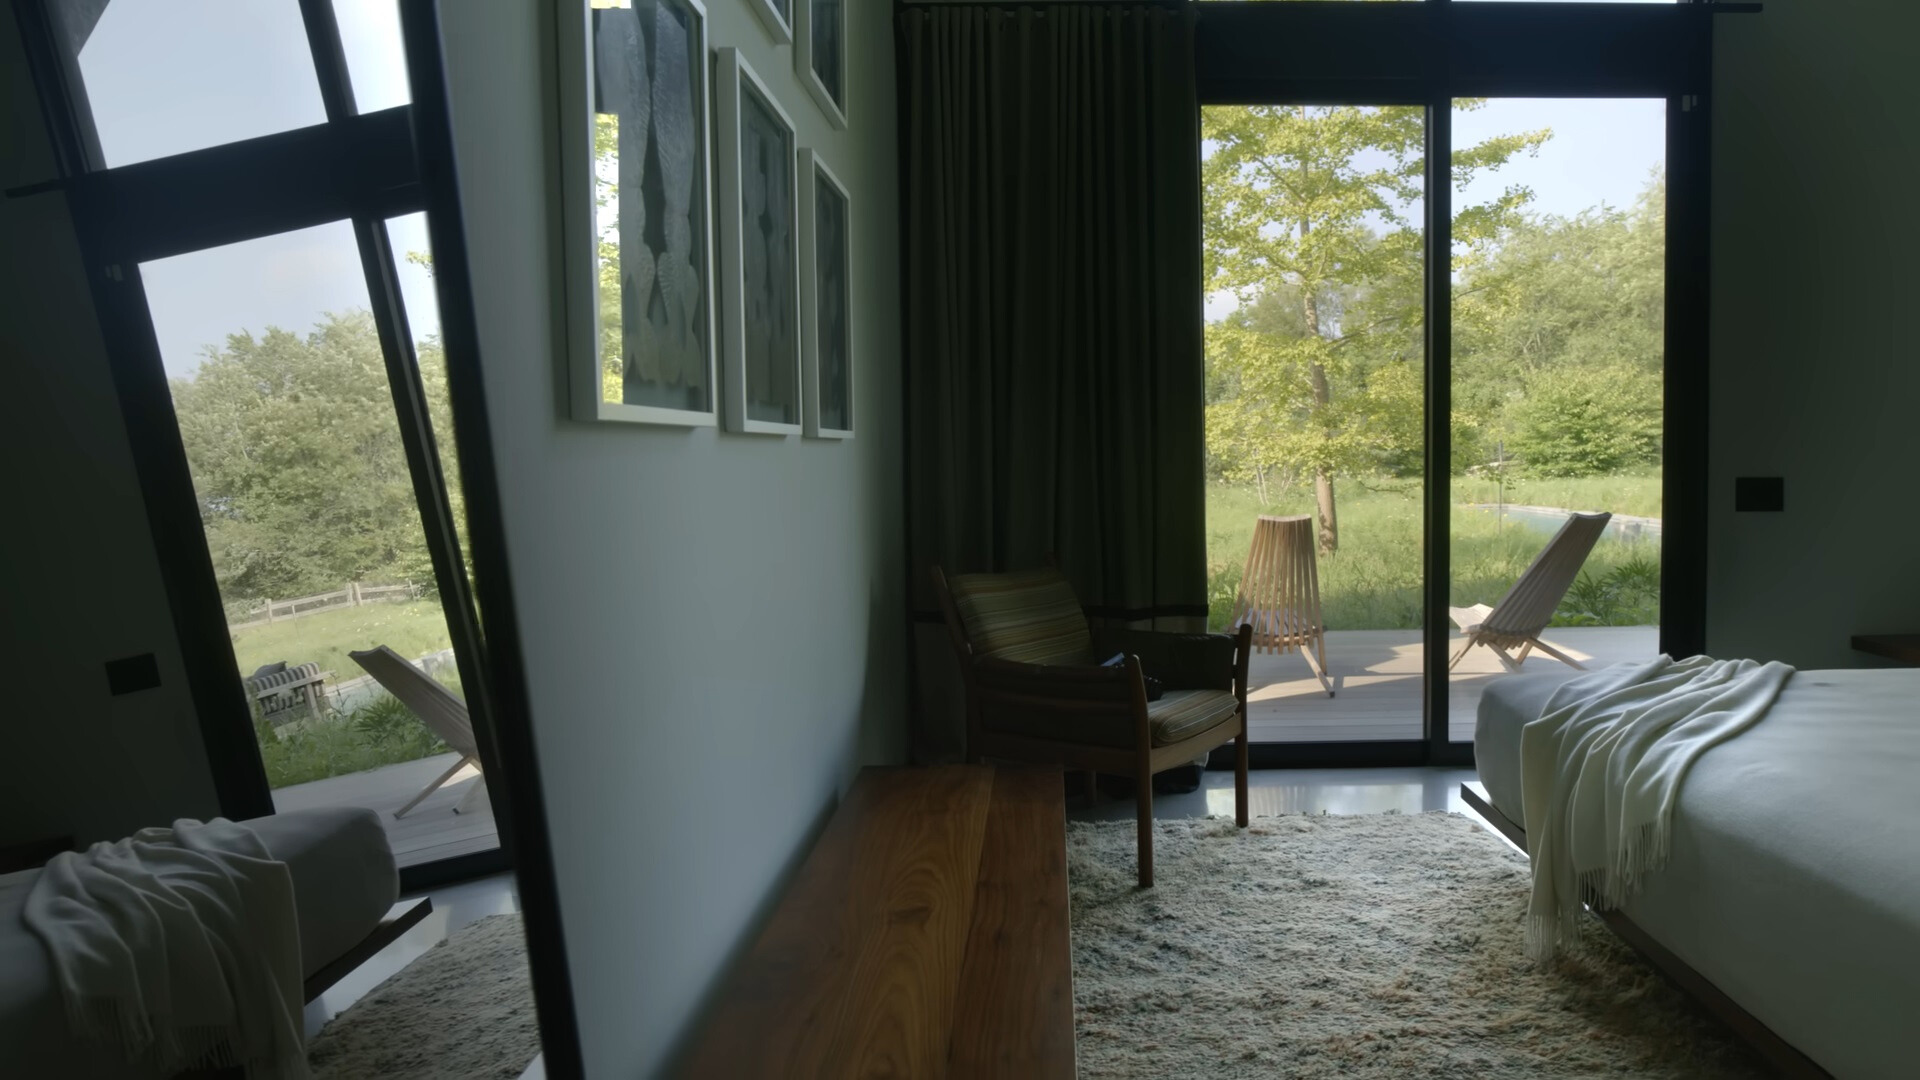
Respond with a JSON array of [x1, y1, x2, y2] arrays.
[[1068, 764, 1484, 822]]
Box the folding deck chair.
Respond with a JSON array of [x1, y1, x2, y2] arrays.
[[1448, 511, 1612, 673], [349, 646, 487, 818]]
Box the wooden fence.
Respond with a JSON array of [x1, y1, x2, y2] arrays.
[[228, 580, 424, 631]]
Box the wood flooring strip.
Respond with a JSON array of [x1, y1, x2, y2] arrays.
[[947, 768, 1075, 1079]]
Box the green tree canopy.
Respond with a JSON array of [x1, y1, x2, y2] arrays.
[[171, 310, 456, 603], [1202, 103, 1550, 551]]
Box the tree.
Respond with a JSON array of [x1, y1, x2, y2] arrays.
[[1452, 174, 1666, 474], [171, 311, 448, 602], [1202, 104, 1549, 552]]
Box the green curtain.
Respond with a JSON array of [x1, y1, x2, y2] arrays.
[[900, 3, 1206, 759]]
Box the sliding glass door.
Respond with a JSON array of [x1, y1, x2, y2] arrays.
[[1201, 103, 1427, 751], [1193, 1, 1716, 763], [1446, 98, 1668, 746]]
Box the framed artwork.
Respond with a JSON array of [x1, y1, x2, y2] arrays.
[[799, 150, 853, 439], [794, 0, 846, 129], [747, 0, 793, 45], [714, 48, 802, 436], [558, 0, 717, 427]]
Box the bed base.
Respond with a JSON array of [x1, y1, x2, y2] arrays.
[[302, 896, 433, 1003], [1458, 784, 1829, 1080]]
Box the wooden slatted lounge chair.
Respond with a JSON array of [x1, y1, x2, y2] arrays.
[[349, 646, 486, 818], [1448, 511, 1612, 673], [1230, 514, 1333, 696]]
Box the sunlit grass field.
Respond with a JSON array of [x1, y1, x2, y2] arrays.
[[1205, 472, 1662, 631], [229, 600, 454, 681]]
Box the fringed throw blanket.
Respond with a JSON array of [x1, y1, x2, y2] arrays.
[[1521, 655, 1793, 961], [23, 818, 309, 1078]]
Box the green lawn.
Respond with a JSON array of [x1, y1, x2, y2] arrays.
[[1205, 472, 1661, 631], [230, 600, 458, 789], [229, 600, 454, 682]]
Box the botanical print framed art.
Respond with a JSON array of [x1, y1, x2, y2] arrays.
[[798, 149, 852, 438], [714, 47, 802, 436], [559, 0, 718, 427]]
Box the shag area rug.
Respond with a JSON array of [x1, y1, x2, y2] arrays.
[[308, 913, 540, 1079], [1069, 813, 1766, 1079]]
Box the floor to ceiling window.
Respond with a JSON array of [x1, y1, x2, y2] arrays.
[[1202, 103, 1428, 746], [1194, 1, 1714, 764], [27, 0, 498, 878], [1445, 98, 1666, 745]]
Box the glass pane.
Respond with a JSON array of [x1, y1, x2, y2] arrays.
[[813, 171, 851, 433], [1448, 98, 1665, 742], [142, 221, 495, 867], [333, 0, 412, 112], [592, 0, 715, 413], [66, 0, 327, 167], [740, 80, 798, 426], [1202, 104, 1425, 743], [385, 212, 476, 595]]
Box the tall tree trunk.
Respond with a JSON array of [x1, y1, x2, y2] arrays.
[[1301, 276, 1340, 553]]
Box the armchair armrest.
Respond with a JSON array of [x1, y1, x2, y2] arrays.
[[970, 656, 1151, 750], [1090, 628, 1245, 691]]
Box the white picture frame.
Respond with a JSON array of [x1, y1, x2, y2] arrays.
[[748, 0, 794, 46], [793, 0, 847, 129], [799, 150, 853, 439], [714, 48, 803, 436], [557, 0, 719, 427]]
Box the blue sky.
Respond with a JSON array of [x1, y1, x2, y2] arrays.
[[77, 0, 438, 377]]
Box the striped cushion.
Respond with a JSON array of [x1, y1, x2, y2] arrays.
[[948, 568, 1094, 666], [1146, 689, 1240, 746]]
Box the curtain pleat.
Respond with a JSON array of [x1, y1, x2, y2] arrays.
[[901, 4, 1204, 761]]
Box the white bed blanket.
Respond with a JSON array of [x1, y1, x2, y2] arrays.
[[23, 818, 310, 1079], [1521, 655, 1793, 960]]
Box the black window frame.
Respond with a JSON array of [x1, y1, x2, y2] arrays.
[[1191, 0, 1743, 767], [7, 0, 582, 1073]]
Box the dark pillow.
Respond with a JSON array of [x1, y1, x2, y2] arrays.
[[1100, 653, 1164, 701]]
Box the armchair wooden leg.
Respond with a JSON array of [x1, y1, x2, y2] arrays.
[[1235, 725, 1249, 829], [1083, 770, 1098, 806], [1135, 777, 1154, 888]]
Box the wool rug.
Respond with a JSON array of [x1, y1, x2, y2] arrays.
[[1069, 812, 1767, 1079], [308, 913, 540, 1079]]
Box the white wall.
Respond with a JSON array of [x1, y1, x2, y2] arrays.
[[1707, 1, 1920, 667], [438, 1, 905, 1075], [0, 16, 221, 848]]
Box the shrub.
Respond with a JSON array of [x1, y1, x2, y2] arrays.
[[256, 691, 449, 789], [1504, 364, 1660, 478]]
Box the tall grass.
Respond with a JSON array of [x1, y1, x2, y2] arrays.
[[1206, 474, 1662, 631], [256, 691, 453, 789]]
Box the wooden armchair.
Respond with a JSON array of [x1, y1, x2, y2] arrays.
[[931, 565, 1252, 886]]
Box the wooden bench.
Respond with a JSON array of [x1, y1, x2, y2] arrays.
[[677, 764, 1075, 1078]]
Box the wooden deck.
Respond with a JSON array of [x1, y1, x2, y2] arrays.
[[271, 752, 496, 869], [266, 624, 1655, 868], [1248, 625, 1658, 743]]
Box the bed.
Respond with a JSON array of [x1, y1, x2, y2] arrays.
[[1469, 667, 1920, 1080], [0, 806, 423, 1078]]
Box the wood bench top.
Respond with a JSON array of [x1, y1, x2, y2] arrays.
[[676, 764, 1074, 1079]]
